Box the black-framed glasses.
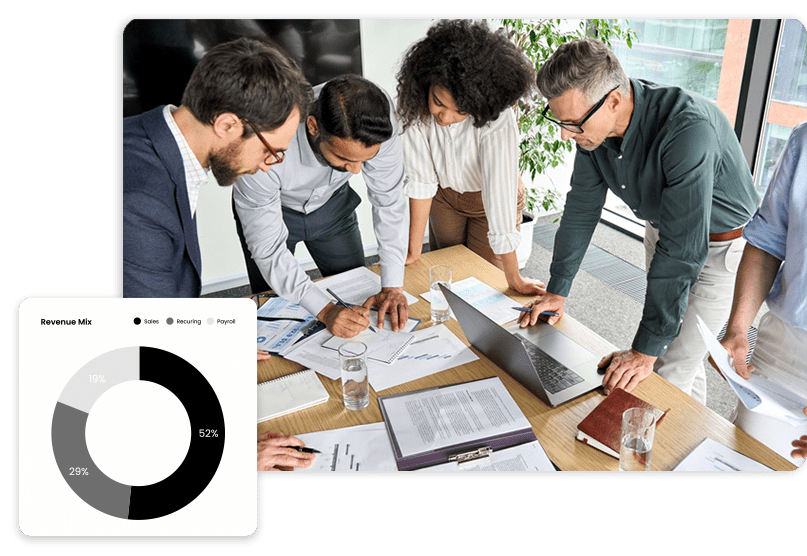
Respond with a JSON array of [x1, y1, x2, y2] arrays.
[[244, 120, 285, 166], [541, 85, 620, 134]]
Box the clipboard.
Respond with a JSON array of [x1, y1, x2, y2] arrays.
[[378, 376, 537, 471]]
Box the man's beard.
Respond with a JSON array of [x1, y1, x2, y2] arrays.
[[209, 140, 244, 186], [306, 130, 347, 172]]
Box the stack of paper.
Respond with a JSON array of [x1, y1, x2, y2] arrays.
[[256, 297, 318, 354], [294, 422, 398, 472], [283, 324, 478, 391], [696, 315, 807, 424], [673, 438, 772, 472]]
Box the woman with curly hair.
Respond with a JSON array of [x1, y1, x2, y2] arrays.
[[396, 19, 545, 295]]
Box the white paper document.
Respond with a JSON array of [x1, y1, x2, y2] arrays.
[[316, 266, 418, 306], [294, 422, 398, 472], [673, 438, 772, 472], [696, 315, 807, 424], [256, 297, 319, 353], [321, 327, 415, 364], [420, 276, 519, 325], [382, 376, 531, 458], [416, 440, 556, 472], [283, 324, 478, 392], [375, 324, 479, 391]]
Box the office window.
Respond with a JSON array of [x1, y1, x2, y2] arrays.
[[601, 19, 753, 236], [611, 19, 729, 101], [754, 19, 807, 193]]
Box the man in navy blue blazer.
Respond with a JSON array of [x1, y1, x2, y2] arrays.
[[123, 37, 312, 298]]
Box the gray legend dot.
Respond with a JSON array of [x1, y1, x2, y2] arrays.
[[166, 318, 174, 325], [206, 318, 214, 325]]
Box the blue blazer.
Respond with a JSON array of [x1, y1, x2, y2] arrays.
[[123, 106, 202, 297]]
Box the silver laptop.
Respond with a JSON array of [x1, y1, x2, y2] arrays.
[[440, 284, 604, 407]]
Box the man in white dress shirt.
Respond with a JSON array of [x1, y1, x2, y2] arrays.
[[233, 74, 409, 337]]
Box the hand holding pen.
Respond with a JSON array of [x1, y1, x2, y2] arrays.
[[316, 289, 374, 338], [326, 288, 378, 334], [512, 307, 559, 318], [286, 445, 321, 454], [516, 292, 566, 328], [257, 431, 317, 471]]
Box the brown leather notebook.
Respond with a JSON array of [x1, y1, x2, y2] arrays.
[[576, 388, 668, 458]]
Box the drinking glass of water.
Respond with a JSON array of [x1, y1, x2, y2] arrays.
[[338, 342, 369, 411], [619, 407, 656, 471], [429, 265, 452, 323]]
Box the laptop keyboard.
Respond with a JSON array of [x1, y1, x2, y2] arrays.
[[517, 336, 584, 394]]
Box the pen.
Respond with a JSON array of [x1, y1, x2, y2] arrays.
[[286, 446, 321, 454], [411, 334, 439, 344], [325, 288, 378, 333], [511, 307, 560, 317], [257, 316, 306, 322]]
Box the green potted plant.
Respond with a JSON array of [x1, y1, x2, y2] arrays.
[[492, 19, 636, 266]]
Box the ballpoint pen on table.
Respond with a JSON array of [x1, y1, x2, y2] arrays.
[[257, 316, 307, 322], [511, 307, 560, 317], [325, 288, 378, 333]]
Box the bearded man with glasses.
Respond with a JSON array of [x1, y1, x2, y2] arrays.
[[519, 38, 759, 407], [124, 37, 312, 299]]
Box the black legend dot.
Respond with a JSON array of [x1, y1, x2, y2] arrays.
[[134, 318, 141, 325], [166, 318, 174, 325]]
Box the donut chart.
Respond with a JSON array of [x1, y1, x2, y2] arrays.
[[51, 346, 225, 520]]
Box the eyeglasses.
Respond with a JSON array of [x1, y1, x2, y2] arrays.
[[541, 86, 620, 134], [244, 120, 285, 166]]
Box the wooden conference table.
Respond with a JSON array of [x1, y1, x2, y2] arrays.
[[257, 245, 796, 471]]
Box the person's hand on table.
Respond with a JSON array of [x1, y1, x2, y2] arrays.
[[317, 302, 370, 338], [363, 287, 409, 332], [518, 292, 565, 327], [599, 349, 657, 395], [507, 276, 547, 297], [257, 431, 316, 471], [257, 350, 272, 361], [790, 407, 807, 460]]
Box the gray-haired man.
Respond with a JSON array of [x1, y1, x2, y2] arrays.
[[520, 37, 759, 404]]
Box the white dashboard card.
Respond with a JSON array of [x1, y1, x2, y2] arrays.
[[19, 298, 256, 537]]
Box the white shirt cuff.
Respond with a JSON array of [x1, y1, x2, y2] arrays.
[[487, 230, 522, 255]]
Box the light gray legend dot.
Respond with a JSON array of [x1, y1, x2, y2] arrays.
[[207, 318, 214, 325], [166, 318, 174, 325]]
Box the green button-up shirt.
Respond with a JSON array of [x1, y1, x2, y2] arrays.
[[548, 78, 759, 356]]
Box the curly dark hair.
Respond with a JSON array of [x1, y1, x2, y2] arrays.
[[396, 19, 535, 129]]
